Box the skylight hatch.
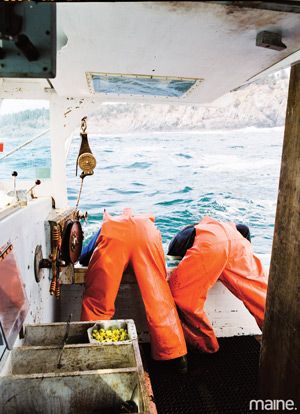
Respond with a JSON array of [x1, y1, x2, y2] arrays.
[[87, 73, 200, 98]]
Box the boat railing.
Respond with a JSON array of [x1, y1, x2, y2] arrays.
[[0, 129, 52, 217], [0, 129, 50, 162]]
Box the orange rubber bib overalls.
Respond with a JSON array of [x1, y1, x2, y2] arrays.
[[169, 216, 267, 353], [81, 209, 187, 361]]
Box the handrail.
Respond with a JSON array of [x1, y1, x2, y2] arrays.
[[0, 129, 50, 161]]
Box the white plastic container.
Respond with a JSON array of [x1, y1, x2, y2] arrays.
[[87, 319, 137, 344]]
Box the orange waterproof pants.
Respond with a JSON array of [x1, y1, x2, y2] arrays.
[[169, 216, 267, 353], [81, 209, 187, 360]]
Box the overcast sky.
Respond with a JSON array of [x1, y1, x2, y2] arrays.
[[0, 99, 49, 116]]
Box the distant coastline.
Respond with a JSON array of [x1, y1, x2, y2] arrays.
[[0, 69, 289, 136]]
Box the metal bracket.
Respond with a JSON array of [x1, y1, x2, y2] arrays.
[[34, 245, 50, 283], [256, 31, 287, 51]]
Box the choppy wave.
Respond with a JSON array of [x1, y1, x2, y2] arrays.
[[64, 128, 284, 267], [173, 186, 193, 194], [176, 153, 193, 159], [125, 162, 152, 169], [1, 127, 282, 268]]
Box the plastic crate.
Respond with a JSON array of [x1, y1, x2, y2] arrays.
[[87, 319, 137, 344]]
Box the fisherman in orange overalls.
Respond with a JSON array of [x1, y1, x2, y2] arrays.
[[168, 216, 267, 353], [81, 208, 187, 367]]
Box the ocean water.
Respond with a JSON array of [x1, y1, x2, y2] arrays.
[[66, 127, 284, 265], [0, 128, 51, 181]]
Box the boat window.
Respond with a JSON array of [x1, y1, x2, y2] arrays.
[[0, 100, 50, 182], [89, 73, 198, 97]]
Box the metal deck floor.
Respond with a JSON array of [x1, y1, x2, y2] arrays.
[[141, 336, 260, 414]]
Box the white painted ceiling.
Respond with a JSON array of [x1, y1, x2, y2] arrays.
[[2, 2, 300, 104]]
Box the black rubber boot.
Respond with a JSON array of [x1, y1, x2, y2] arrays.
[[158, 355, 188, 374]]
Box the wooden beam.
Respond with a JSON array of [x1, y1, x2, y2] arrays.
[[259, 63, 300, 408], [65, 265, 177, 285]]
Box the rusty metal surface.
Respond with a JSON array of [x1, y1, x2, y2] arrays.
[[0, 369, 141, 414], [68, 221, 83, 264], [43, 209, 84, 301], [11, 344, 136, 375], [213, 1, 300, 14], [1, 320, 151, 413], [24, 321, 95, 346]]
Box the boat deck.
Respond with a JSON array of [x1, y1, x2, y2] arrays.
[[141, 336, 259, 414]]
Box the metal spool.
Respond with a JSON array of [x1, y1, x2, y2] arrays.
[[78, 152, 96, 176], [61, 220, 83, 265], [76, 117, 97, 177]]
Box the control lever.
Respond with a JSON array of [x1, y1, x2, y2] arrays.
[[27, 179, 41, 199], [12, 171, 18, 200], [8, 171, 28, 206]]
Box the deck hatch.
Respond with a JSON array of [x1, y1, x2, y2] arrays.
[[88, 72, 199, 97]]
